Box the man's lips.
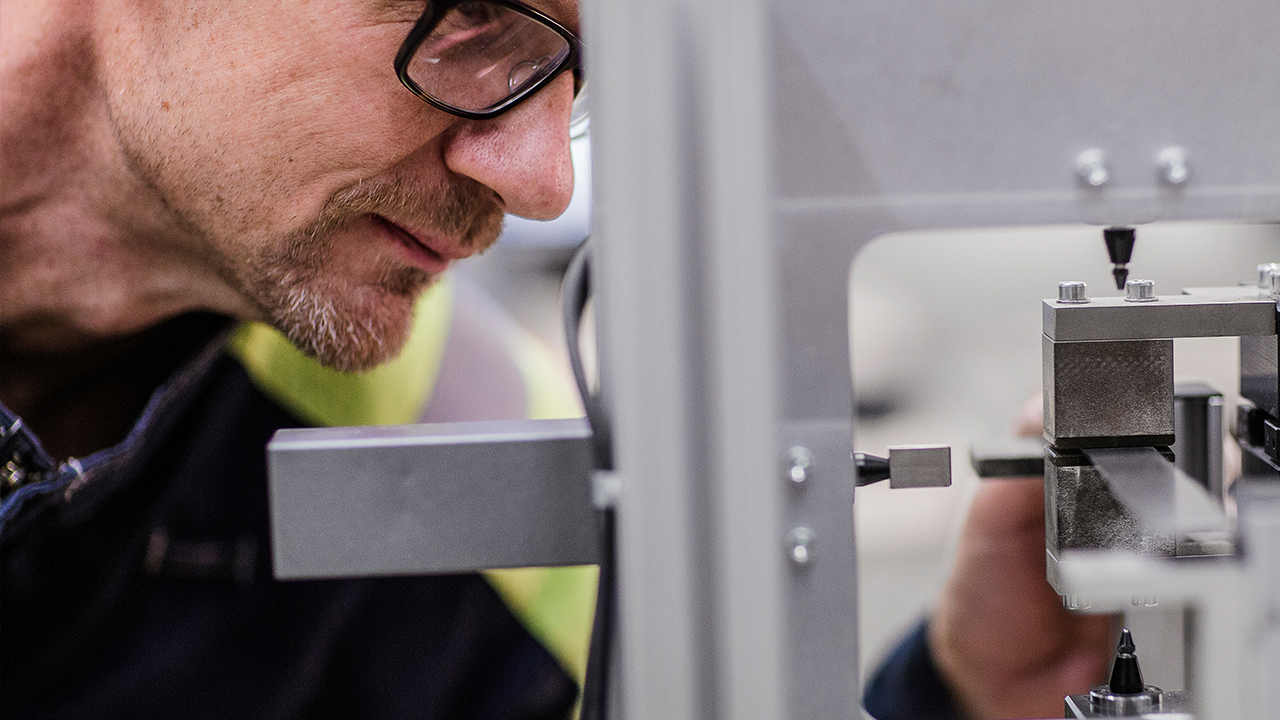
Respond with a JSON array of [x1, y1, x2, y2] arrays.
[[371, 215, 472, 273]]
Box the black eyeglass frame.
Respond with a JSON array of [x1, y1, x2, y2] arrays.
[[394, 0, 583, 121]]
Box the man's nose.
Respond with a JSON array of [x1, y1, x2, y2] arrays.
[[442, 73, 576, 220]]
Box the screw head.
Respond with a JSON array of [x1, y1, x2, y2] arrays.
[[1157, 146, 1190, 186], [1257, 264, 1280, 288], [785, 446, 812, 485], [786, 527, 815, 566], [1075, 149, 1110, 188], [1057, 281, 1089, 304], [1125, 279, 1157, 302]]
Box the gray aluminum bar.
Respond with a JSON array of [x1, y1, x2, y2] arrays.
[[1044, 295, 1276, 342], [267, 418, 598, 579]]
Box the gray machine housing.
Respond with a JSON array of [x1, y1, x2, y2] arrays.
[[268, 0, 1280, 718]]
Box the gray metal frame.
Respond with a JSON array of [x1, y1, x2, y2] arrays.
[[586, 0, 1279, 718]]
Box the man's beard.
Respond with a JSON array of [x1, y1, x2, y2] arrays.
[[242, 175, 503, 373]]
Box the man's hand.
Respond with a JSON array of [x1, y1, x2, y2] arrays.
[[926, 398, 1115, 719]]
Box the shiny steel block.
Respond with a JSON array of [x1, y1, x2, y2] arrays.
[[1044, 337, 1174, 447]]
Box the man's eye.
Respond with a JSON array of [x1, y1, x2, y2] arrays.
[[453, 1, 501, 26]]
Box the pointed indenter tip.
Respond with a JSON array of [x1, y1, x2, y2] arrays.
[[1117, 628, 1136, 655], [1112, 265, 1129, 291], [1108, 628, 1145, 694]]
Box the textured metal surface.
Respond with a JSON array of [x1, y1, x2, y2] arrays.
[[1044, 337, 1174, 445], [267, 419, 598, 579], [1044, 294, 1275, 342], [1046, 457, 1174, 561], [887, 444, 952, 488], [1241, 333, 1280, 419]]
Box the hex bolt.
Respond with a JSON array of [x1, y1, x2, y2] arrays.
[[1256, 264, 1280, 288], [1271, 269, 1280, 301], [786, 527, 815, 567], [1156, 146, 1190, 185], [1057, 281, 1089, 304], [1131, 595, 1159, 607], [785, 446, 812, 485], [1125, 279, 1157, 302], [1075, 149, 1110, 188]]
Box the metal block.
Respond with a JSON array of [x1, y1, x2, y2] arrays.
[[1241, 333, 1279, 419], [1046, 450, 1174, 563], [267, 418, 599, 579], [887, 444, 951, 488], [1043, 294, 1275, 342], [1172, 382, 1225, 499], [1045, 446, 1231, 594], [1044, 337, 1174, 447]]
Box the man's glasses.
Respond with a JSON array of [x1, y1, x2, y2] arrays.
[[395, 0, 583, 121]]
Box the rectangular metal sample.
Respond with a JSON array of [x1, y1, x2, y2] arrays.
[[969, 436, 1046, 478], [268, 418, 599, 579], [1043, 294, 1275, 342], [887, 444, 951, 488], [1043, 337, 1174, 447], [1084, 447, 1227, 536]]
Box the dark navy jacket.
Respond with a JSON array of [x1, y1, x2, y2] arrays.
[[1, 316, 576, 719], [862, 619, 962, 720]]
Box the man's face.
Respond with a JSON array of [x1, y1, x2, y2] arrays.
[[101, 0, 577, 370]]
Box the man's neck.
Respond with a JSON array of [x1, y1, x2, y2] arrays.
[[0, 0, 253, 355], [0, 313, 234, 461]]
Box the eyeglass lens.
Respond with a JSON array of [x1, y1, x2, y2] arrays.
[[406, 1, 571, 114]]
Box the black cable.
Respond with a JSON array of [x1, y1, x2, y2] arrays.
[[561, 237, 614, 720], [561, 237, 613, 471]]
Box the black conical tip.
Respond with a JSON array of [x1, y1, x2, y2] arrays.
[[1112, 265, 1129, 291], [1104, 227, 1136, 265], [1104, 227, 1136, 290], [1117, 628, 1136, 655], [1108, 628, 1144, 694]]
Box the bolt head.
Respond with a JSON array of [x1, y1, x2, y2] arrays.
[[1075, 149, 1110, 188], [785, 446, 812, 485], [786, 527, 815, 567], [1257, 264, 1280, 288], [1157, 146, 1190, 186], [1057, 281, 1089, 304], [1125, 279, 1157, 302]]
